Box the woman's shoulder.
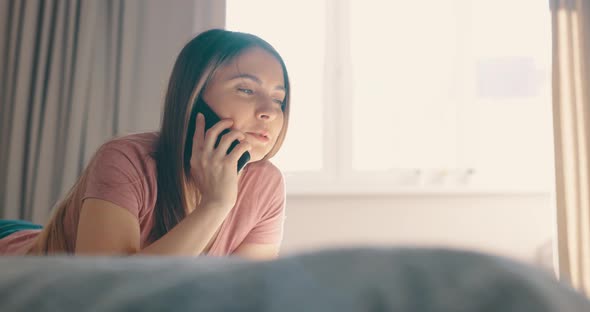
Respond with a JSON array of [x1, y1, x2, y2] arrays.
[[244, 160, 283, 181], [89, 132, 160, 177], [95, 132, 159, 161], [100, 132, 159, 153], [241, 160, 285, 197], [82, 132, 160, 222]]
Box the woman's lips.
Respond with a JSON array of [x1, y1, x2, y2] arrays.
[[246, 132, 270, 143]]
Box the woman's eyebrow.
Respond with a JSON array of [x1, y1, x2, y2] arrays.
[[227, 73, 285, 91]]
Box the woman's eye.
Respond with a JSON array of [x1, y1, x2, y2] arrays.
[[273, 99, 284, 105], [238, 88, 253, 95]]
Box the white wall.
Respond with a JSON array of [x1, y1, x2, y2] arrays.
[[124, 0, 197, 133], [124, 0, 225, 134], [281, 194, 555, 269]]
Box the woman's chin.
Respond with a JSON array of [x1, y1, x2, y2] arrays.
[[246, 148, 269, 163], [247, 153, 263, 163]]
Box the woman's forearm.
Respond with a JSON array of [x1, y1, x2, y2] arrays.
[[136, 202, 229, 256]]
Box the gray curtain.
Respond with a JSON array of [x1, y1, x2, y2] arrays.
[[0, 0, 225, 223]]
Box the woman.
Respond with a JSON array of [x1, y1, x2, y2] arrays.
[[0, 29, 290, 260]]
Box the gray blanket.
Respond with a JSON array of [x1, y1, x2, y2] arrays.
[[0, 247, 588, 311]]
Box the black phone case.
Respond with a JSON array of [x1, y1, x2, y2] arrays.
[[185, 97, 250, 173]]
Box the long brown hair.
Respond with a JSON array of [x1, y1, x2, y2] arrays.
[[30, 29, 291, 253], [148, 29, 290, 242]]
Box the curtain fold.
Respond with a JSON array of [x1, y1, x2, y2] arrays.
[[0, 0, 133, 222], [0, 0, 224, 224], [551, 0, 590, 295]]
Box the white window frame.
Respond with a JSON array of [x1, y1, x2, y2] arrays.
[[222, 0, 554, 196]]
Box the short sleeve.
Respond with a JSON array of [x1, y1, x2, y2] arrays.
[[241, 172, 286, 245], [81, 144, 145, 219]]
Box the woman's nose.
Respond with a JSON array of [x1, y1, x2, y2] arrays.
[[256, 97, 280, 121], [257, 111, 276, 121]]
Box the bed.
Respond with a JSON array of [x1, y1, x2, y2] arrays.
[[0, 247, 588, 311]]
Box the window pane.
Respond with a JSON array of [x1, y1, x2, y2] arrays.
[[350, 0, 553, 189], [350, 0, 460, 171], [226, 0, 325, 172], [466, 0, 553, 188]]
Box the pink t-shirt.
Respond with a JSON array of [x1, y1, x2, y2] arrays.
[[0, 132, 286, 256]]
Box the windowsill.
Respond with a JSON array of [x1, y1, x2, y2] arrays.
[[284, 173, 554, 196]]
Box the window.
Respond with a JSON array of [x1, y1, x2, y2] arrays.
[[226, 0, 553, 194]]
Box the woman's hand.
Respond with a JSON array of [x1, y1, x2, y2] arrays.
[[190, 113, 252, 210]]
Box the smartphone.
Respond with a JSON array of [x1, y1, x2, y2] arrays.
[[185, 97, 250, 173]]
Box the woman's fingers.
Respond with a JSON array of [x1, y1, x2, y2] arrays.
[[203, 119, 234, 152], [214, 130, 246, 159], [193, 113, 206, 151], [227, 141, 252, 164], [193, 117, 250, 170]]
